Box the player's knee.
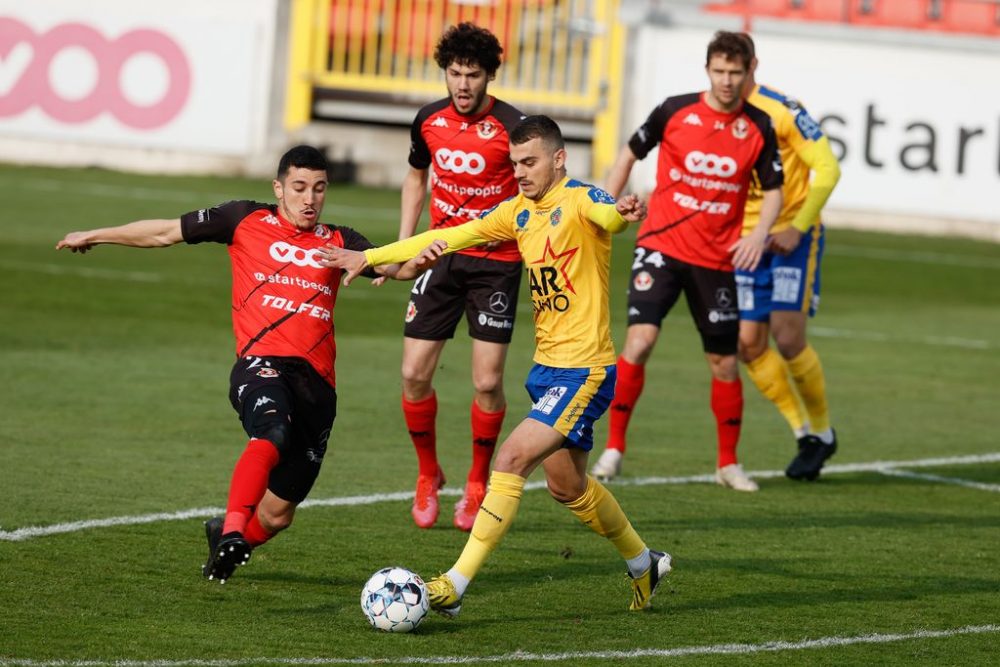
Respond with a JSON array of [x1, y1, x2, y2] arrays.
[[773, 330, 806, 360], [472, 372, 504, 397], [707, 352, 739, 381], [623, 327, 658, 364], [547, 478, 585, 504], [738, 336, 767, 363]]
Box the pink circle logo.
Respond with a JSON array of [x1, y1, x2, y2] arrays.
[[0, 18, 191, 130]]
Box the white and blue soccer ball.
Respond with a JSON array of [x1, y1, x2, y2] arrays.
[[360, 566, 429, 632]]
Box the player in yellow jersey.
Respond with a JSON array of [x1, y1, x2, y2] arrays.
[[320, 115, 671, 616], [735, 34, 841, 480]]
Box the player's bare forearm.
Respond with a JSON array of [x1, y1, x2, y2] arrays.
[[604, 145, 638, 199], [55, 219, 183, 253], [399, 168, 429, 241]]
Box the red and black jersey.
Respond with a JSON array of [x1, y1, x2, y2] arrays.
[[409, 95, 524, 262], [630, 92, 783, 271], [180, 201, 376, 388]]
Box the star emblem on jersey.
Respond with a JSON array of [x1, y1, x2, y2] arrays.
[[488, 292, 509, 313], [531, 237, 579, 295], [716, 287, 734, 308]]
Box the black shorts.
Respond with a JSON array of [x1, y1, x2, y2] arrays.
[[626, 246, 739, 355], [228, 356, 337, 503], [402, 252, 522, 343]]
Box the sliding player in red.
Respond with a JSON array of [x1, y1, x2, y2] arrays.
[[56, 146, 426, 583]]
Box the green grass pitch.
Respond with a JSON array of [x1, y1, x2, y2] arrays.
[[1, 164, 999, 665]]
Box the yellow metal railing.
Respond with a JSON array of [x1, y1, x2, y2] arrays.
[[285, 0, 624, 179]]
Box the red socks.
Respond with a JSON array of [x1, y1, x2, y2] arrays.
[[469, 401, 504, 485], [711, 378, 744, 468], [243, 513, 275, 547], [223, 438, 280, 535], [402, 393, 439, 477], [606, 356, 646, 453]]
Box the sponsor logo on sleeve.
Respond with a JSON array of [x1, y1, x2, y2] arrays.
[[588, 187, 615, 204]]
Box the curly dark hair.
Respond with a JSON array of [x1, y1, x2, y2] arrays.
[[705, 30, 753, 70], [434, 22, 503, 76]]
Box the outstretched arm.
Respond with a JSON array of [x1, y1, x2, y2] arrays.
[[587, 193, 648, 234], [56, 219, 184, 253]]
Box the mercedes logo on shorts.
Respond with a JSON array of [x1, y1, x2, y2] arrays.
[[488, 292, 509, 313], [716, 287, 733, 308]]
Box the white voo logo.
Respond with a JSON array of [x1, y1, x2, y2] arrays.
[[435, 148, 486, 175], [684, 151, 737, 177], [269, 241, 323, 268]]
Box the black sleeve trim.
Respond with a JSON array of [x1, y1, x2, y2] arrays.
[[180, 201, 271, 245], [628, 93, 698, 160], [490, 99, 527, 133], [745, 103, 784, 191], [408, 99, 450, 169]]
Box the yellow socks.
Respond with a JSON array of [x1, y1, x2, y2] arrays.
[[746, 348, 809, 435], [787, 345, 831, 433], [565, 476, 646, 561], [452, 471, 525, 582]]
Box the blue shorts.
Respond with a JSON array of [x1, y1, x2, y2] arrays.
[[736, 225, 825, 322], [524, 364, 617, 451]]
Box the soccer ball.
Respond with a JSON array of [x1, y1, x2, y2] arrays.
[[360, 566, 429, 632]]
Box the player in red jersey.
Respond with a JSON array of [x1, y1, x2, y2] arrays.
[[56, 146, 427, 583], [398, 23, 527, 531], [590, 32, 784, 491]]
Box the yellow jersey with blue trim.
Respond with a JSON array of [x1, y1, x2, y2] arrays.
[[365, 176, 626, 368], [743, 84, 841, 236]]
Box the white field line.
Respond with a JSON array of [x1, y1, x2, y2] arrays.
[[878, 468, 1000, 493], [0, 624, 997, 666], [810, 325, 994, 351], [2, 452, 998, 543]]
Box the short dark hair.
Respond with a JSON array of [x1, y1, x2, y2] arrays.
[[706, 31, 753, 70], [510, 115, 564, 151], [434, 22, 503, 76], [277, 145, 327, 180], [734, 32, 756, 59]]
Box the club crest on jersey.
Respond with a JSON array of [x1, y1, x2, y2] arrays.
[[516, 209, 530, 229], [314, 225, 330, 238], [256, 367, 280, 378], [476, 120, 499, 140], [550, 207, 562, 227], [405, 300, 418, 323], [633, 271, 654, 292], [732, 118, 749, 140]]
